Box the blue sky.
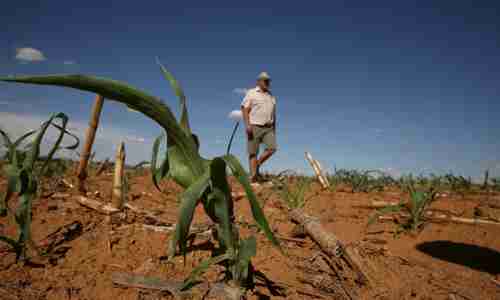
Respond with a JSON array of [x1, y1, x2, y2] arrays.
[[1, 1, 499, 179]]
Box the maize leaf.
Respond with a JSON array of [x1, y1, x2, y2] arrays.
[[170, 171, 211, 258], [222, 154, 280, 250]]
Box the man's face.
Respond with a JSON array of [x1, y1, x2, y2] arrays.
[[257, 79, 271, 90]]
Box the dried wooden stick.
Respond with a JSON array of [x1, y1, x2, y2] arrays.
[[370, 201, 500, 225], [76, 94, 104, 193], [290, 208, 376, 288], [112, 142, 125, 210], [76, 195, 119, 215], [305, 152, 329, 189]]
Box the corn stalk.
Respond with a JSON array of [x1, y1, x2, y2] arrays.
[[1, 62, 280, 291]]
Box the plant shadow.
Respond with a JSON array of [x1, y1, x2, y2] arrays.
[[253, 269, 287, 298], [416, 240, 500, 275]]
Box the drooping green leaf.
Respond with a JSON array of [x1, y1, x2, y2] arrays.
[[22, 115, 54, 171], [0, 164, 24, 216], [0, 128, 13, 149], [236, 237, 257, 282], [40, 113, 79, 175], [156, 58, 191, 134], [49, 123, 80, 150], [209, 158, 235, 253], [226, 121, 240, 155], [151, 134, 169, 191], [12, 130, 37, 148], [181, 253, 231, 290], [15, 191, 35, 260], [0, 74, 204, 177], [170, 171, 211, 258], [222, 154, 281, 250]]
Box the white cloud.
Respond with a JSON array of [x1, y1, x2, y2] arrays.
[[233, 88, 248, 95], [15, 47, 46, 63], [228, 110, 242, 120], [63, 60, 76, 65]]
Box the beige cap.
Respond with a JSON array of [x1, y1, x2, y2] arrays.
[[257, 71, 271, 80]]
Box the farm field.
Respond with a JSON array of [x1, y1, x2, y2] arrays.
[[1, 166, 499, 300]]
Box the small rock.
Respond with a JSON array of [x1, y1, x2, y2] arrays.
[[48, 204, 58, 211]]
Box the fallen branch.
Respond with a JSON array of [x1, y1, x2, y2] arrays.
[[111, 272, 243, 300], [298, 274, 349, 299], [75, 196, 119, 215], [132, 223, 213, 240], [124, 203, 176, 225], [289, 208, 376, 290], [111, 272, 191, 299], [370, 201, 500, 226], [428, 212, 500, 226]]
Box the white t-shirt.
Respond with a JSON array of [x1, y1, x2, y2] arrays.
[[241, 87, 276, 126]]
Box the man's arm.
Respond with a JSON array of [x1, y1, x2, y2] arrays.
[[272, 102, 276, 131], [241, 105, 253, 139]]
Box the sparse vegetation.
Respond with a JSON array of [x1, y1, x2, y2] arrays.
[[330, 169, 385, 193], [0, 62, 280, 293], [0, 114, 78, 261], [274, 176, 312, 209], [491, 177, 500, 191], [444, 173, 472, 196], [369, 182, 438, 231]]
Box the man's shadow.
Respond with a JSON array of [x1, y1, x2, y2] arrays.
[[416, 240, 500, 275]]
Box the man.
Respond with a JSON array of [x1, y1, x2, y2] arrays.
[[241, 72, 277, 183]]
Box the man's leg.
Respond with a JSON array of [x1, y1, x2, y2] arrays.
[[257, 148, 276, 168], [247, 127, 260, 182], [256, 128, 277, 176], [249, 154, 258, 181]]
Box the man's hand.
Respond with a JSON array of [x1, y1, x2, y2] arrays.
[[246, 125, 254, 140]]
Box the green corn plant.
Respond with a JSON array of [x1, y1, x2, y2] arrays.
[[378, 173, 397, 187], [482, 169, 489, 190], [427, 173, 444, 191], [326, 173, 338, 192], [0, 115, 79, 261], [348, 170, 384, 193], [274, 176, 312, 209], [368, 183, 437, 231], [0, 61, 280, 291], [491, 178, 500, 191], [444, 173, 472, 196]]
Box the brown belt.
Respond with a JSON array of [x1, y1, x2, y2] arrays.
[[254, 123, 273, 128]]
